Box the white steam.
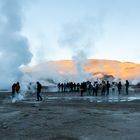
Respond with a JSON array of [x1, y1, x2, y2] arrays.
[[60, 16, 103, 82], [0, 0, 32, 88]]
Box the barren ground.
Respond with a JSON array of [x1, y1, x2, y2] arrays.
[[0, 91, 140, 140]]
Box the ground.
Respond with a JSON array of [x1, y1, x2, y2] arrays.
[[0, 91, 140, 140]]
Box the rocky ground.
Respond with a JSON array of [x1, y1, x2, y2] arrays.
[[0, 91, 140, 140]]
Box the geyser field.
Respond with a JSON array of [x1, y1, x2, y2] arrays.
[[0, 0, 140, 139], [0, 87, 140, 140]]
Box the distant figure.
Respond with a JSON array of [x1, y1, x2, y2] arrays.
[[94, 82, 98, 96], [77, 83, 80, 92], [36, 81, 43, 101], [117, 81, 122, 95], [92, 83, 96, 96], [12, 83, 16, 98], [15, 82, 20, 94], [112, 82, 116, 93], [64, 83, 67, 92], [92, 82, 98, 96], [106, 81, 110, 95], [101, 80, 106, 96], [125, 80, 129, 95], [73, 83, 76, 92], [57, 83, 61, 92], [61, 83, 64, 92], [80, 83, 84, 96], [87, 82, 92, 96]]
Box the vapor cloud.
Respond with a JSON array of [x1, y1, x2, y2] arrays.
[[0, 0, 32, 88], [59, 16, 103, 82]]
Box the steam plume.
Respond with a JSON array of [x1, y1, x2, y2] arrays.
[[60, 16, 103, 82], [0, 0, 32, 88]]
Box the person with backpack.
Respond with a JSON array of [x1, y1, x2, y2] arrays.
[[15, 82, 20, 94]]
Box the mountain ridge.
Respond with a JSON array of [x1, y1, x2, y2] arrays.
[[22, 59, 140, 80]]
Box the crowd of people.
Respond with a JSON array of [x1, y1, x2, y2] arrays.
[[57, 80, 130, 96], [11, 80, 130, 101]]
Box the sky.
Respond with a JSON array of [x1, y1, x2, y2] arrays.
[[21, 0, 140, 65], [0, 0, 139, 88], [5, 0, 140, 64]]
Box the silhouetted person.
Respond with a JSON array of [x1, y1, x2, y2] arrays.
[[57, 83, 61, 92], [70, 82, 73, 92], [36, 81, 42, 101], [73, 83, 76, 92], [92, 83, 96, 96], [106, 81, 110, 95], [77, 83, 80, 92], [61, 83, 64, 92], [101, 80, 106, 96], [87, 82, 92, 96], [80, 83, 84, 96], [125, 80, 129, 95], [12, 83, 16, 98], [94, 82, 99, 96], [15, 82, 20, 94], [64, 83, 67, 92], [117, 81, 122, 95]]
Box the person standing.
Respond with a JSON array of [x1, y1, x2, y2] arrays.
[[95, 82, 99, 96], [125, 80, 129, 95], [12, 83, 16, 98], [80, 83, 84, 96], [117, 81, 122, 95], [57, 83, 61, 92], [36, 81, 43, 101], [101, 80, 106, 96], [106, 81, 110, 95], [15, 82, 20, 94]]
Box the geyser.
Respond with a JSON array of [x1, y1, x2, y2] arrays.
[[59, 16, 103, 82], [0, 0, 32, 89]]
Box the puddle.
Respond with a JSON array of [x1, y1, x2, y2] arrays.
[[46, 95, 140, 103]]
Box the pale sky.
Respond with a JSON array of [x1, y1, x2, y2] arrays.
[[21, 0, 140, 64]]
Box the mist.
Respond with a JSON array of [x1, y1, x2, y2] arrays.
[[59, 16, 103, 82], [0, 0, 32, 89]]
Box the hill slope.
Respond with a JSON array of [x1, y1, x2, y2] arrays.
[[23, 59, 140, 81]]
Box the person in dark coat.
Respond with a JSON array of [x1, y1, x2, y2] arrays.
[[94, 82, 99, 96], [36, 81, 43, 101], [106, 81, 110, 95], [125, 80, 129, 95], [57, 83, 61, 92], [15, 82, 20, 94], [117, 81, 122, 95], [12, 83, 16, 98], [77, 83, 80, 92], [80, 83, 84, 96]]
